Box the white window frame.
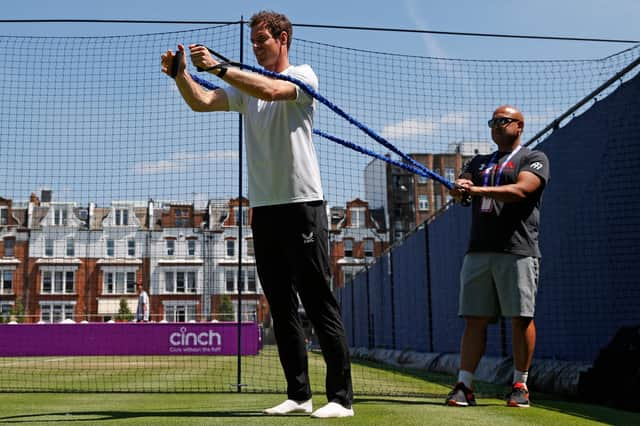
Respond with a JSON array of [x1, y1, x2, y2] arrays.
[[127, 239, 136, 256], [226, 239, 235, 257], [66, 238, 75, 257], [106, 239, 115, 257], [224, 267, 258, 294], [163, 301, 197, 322], [187, 239, 196, 256], [0, 269, 14, 295], [166, 240, 175, 256], [344, 239, 354, 258], [39, 301, 75, 323], [351, 208, 366, 228], [102, 269, 137, 295], [163, 268, 198, 294], [45, 239, 54, 257], [54, 208, 68, 226], [41, 268, 76, 294], [418, 195, 430, 211], [115, 209, 129, 226]]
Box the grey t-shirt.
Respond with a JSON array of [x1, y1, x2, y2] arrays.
[[463, 146, 550, 257]]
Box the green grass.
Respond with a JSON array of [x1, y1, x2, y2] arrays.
[[0, 393, 639, 425], [1, 347, 639, 425]]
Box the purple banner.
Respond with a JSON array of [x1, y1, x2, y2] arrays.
[[0, 323, 260, 356]]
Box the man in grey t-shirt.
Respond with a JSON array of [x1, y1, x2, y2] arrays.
[[447, 105, 549, 408]]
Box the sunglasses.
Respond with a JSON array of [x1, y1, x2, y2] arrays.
[[488, 117, 520, 128]]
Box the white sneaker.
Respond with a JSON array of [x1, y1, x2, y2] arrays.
[[263, 399, 312, 415], [310, 402, 354, 418]]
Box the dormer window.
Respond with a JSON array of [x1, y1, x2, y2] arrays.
[[0, 207, 8, 225], [351, 208, 365, 228], [175, 208, 189, 227], [54, 208, 68, 226], [115, 209, 129, 226]]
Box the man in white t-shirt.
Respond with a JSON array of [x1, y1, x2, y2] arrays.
[[136, 283, 149, 322], [161, 10, 353, 419]]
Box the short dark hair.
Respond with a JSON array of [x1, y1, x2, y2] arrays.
[[249, 10, 293, 49]]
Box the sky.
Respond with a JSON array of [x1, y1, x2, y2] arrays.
[[1, 0, 638, 60], [1, 0, 639, 207]]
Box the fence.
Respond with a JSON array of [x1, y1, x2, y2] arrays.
[[0, 20, 639, 393]]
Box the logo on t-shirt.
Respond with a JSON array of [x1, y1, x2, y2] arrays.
[[302, 232, 315, 244], [530, 161, 543, 170]]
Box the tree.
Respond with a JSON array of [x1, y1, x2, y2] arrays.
[[216, 295, 234, 321], [9, 299, 25, 323], [115, 298, 133, 321]]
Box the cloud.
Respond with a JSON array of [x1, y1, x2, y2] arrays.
[[381, 117, 437, 140], [133, 150, 239, 175], [404, 0, 447, 58]]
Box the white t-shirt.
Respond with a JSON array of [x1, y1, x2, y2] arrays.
[[225, 64, 323, 207]]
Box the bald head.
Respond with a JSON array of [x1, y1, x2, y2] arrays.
[[494, 105, 524, 124]]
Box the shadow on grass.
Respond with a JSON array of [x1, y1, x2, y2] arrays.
[[533, 399, 640, 425], [0, 409, 267, 423]]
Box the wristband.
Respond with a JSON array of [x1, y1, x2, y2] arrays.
[[216, 67, 227, 79]]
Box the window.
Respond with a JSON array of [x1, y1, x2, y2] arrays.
[[445, 167, 456, 183], [103, 271, 136, 294], [419, 195, 430, 211], [54, 208, 68, 226], [225, 269, 235, 292], [0, 302, 12, 322], [40, 302, 75, 323], [0, 207, 7, 225], [234, 207, 249, 226], [344, 239, 353, 258], [41, 270, 75, 294], [225, 268, 257, 293], [164, 303, 197, 322], [175, 209, 189, 227], [351, 208, 365, 228], [45, 239, 54, 257], [164, 270, 197, 294], [66, 238, 75, 257], [4, 238, 15, 257], [166, 240, 175, 256], [247, 269, 257, 292], [106, 239, 114, 257], [187, 240, 196, 256], [246, 239, 254, 257], [226, 239, 235, 257], [417, 175, 428, 184], [115, 209, 129, 226], [0, 270, 13, 294], [165, 271, 174, 292], [187, 272, 196, 293], [364, 239, 374, 257], [128, 240, 135, 256]]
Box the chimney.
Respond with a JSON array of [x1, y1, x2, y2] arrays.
[[30, 192, 40, 206], [41, 190, 52, 203]]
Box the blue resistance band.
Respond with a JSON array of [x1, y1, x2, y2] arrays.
[[173, 45, 457, 190]]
